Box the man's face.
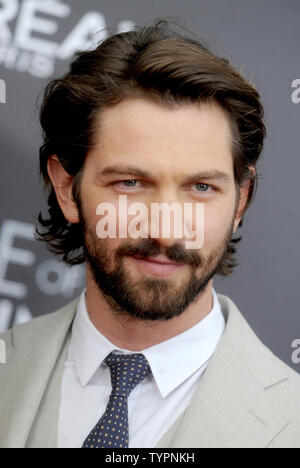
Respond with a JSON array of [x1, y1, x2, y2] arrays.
[[78, 98, 240, 322]]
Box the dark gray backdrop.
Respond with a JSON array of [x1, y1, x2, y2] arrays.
[[0, 0, 299, 372]]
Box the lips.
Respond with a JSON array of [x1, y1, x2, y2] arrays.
[[130, 254, 185, 278], [132, 255, 179, 266]]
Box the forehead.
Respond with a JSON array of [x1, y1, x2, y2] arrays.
[[88, 98, 234, 175]]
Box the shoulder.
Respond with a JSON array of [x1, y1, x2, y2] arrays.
[[0, 296, 80, 356], [217, 292, 300, 395], [217, 292, 300, 377], [215, 293, 300, 446]]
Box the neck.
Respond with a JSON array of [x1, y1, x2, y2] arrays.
[[85, 269, 214, 351]]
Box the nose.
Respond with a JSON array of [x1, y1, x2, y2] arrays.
[[144, 190, 186, 249]]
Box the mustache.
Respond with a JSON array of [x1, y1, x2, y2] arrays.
[[115, 238, 203, 268]]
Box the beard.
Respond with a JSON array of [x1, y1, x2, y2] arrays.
[[79, 203, 236, 322]]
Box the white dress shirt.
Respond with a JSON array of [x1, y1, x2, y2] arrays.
[[58, 286, 225, 448]]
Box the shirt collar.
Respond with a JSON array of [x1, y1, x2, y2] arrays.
[[70, 287, 225, 398]]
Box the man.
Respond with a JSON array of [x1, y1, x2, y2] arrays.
[[1, 19, 299, 449]]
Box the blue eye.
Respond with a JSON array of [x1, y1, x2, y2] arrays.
[[195, 183, 211, 192], [111, 179, 140, 188], [122, 179, 138, 187]]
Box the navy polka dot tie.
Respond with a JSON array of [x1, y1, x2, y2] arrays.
[[82, 352, 152, 448]]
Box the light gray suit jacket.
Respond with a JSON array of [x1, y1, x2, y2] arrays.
[[0, 293, 300, 448]]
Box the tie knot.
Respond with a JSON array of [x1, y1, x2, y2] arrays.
[[104, 352, 152, 398]]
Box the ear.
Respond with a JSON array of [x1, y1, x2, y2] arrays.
[[233, 166, 256, 233], [47, 155, 80, 224]]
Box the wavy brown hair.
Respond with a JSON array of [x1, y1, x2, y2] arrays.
[[36, 18, 266, 275]]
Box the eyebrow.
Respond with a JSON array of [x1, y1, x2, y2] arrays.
[[96, 165, 232, 185]]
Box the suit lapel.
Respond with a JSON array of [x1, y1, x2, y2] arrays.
[[0, 298, 78, 448], [155, 294, 291, 448], [26, 331, 72, 448]]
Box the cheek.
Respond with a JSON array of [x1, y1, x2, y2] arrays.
[[202, 203, 234, 251], [80, 182, 138, 245], [81, 181, 117, 229]]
